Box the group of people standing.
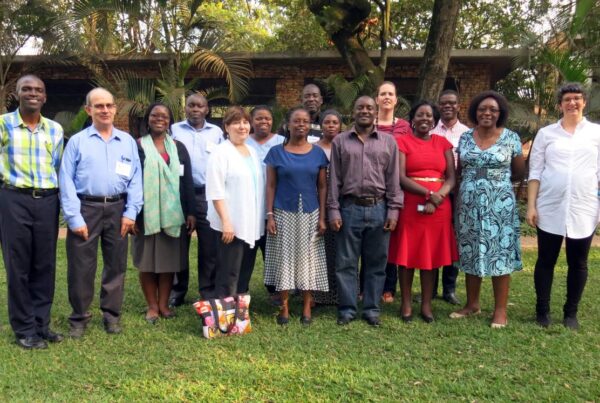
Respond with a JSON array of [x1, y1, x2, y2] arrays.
[[1, 73, 598, 349]]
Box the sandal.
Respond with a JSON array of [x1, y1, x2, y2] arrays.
[[449, 308, 481, 319]]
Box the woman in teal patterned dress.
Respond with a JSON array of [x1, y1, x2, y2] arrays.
[[450, 91, 525, 328]]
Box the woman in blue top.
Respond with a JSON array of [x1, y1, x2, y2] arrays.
[[264, 107, 329, 325]]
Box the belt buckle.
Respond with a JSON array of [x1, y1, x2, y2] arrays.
[[103, 196, 110, 203], [475, 167, 487, 180], [32, 189, 43, 199]]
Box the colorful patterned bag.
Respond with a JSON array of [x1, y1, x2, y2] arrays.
[[193, 294, 252, 339]]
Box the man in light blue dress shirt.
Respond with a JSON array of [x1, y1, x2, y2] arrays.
[[170, 93, 223, 304], [59, 88, 143, 338]]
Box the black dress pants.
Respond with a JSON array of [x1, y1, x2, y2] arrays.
[[0, 189, 59, 338], [171, 188, 218, 302], [237, 233, 266, 295], [211, 231, 251, 299], [534, 227, 594, 318]]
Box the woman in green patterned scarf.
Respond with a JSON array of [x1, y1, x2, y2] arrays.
[[132, 103, 197, 324]]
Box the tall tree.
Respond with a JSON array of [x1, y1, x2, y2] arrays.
[[69, 0, 252, 120], [414, 0, 461, 102], [306, 0, 389, 87]]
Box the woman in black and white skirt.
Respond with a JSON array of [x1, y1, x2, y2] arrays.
[[264, 107, 329, 326]]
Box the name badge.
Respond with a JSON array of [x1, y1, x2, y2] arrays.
[[115, 161, 132, 177], [179, 164, 185, 177], [206, 141, 217, 153]]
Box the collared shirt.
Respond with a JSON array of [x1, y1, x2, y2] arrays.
[[432, 119, 470, 167], [171, 120, 223, 187], [59, 125, 143, 229], [246, 134, 285, 167], [0, 110, 63, 189], [328, 126, 402, 222], [528, 118, 600, 238]]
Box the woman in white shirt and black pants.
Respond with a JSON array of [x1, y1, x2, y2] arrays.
[[206, 106, 265, 299], [527, 82, 600, 330]]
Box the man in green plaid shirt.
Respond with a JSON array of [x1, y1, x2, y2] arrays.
[[0, 75, 64, 349]]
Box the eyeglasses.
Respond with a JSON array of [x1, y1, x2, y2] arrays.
[[477, 106, 500, 114], [91, 103, 116, 110], [561, 95, 584, 104]]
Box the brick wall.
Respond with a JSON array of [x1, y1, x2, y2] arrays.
[[9, 54, 502, 132]]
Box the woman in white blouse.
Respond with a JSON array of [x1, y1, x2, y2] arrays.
[[527, 83, 600, 330], [206, 106, 265, 299]]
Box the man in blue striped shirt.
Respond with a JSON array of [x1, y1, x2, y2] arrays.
[[60, 87, 143, 338], [0, 75, 64, 349]]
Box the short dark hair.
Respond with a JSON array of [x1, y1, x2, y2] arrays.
[[467, 90, 509, 127], [250, 105, 273, 119], [557, 82, 586, 104], [319, 109, 342, 126], [408, 100, 441, 127], [15, 74, 44, 92], [439, 89, 459, 99], [143, 102, 175, 135], [285, 106, 310, 125], [282, 106, 310, 145]]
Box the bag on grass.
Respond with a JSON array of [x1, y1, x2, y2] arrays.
[[193, 294, 252, 339]]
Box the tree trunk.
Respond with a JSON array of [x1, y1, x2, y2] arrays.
[[307, 0, 384, 86], [415, 0, 462, 102]]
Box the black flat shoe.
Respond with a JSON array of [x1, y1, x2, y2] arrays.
[[536, 313, 551, 328], [337, 315, 354, 326], [420, 313, 434, 324], [39, 330, 64, 343], [363, 316, 381, 327], [300, 316, 312, 326], [168, 298, 184, 308], [443, 293, 461, 305], [563, 316, 579, 330], [276, 315, 289, 325], [401, 314, 413, 323]]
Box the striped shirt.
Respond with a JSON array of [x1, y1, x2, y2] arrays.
[[0, 110, 64, 189], [432, 119, 470, 167]]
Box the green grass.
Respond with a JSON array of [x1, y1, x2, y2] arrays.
[[1, 241, 600, 401]]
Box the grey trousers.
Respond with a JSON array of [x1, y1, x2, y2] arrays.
[[67, 200, 128, 327]]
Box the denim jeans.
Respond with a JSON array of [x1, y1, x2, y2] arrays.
[[336, 200, 390, 319]]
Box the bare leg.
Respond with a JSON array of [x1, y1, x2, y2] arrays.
[[491, 275, 510, 325], [158, 273, 175, 317], [452, 274, 482, 316], [302, 291, 312, 318], [139, 272, 159, 319], [420, 270, 435, 318], [399, 267, 415, 317], [279, 290, 289, 319]]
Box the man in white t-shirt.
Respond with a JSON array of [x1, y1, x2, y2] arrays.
[[431, 89, 470, 305]]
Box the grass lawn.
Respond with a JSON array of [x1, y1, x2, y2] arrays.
[[1, 241, 599, 401]]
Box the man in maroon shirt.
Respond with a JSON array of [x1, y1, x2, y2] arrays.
[[328, 96, 402, 327]]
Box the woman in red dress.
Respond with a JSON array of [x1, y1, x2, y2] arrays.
[[388, 100, 458, 323]]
